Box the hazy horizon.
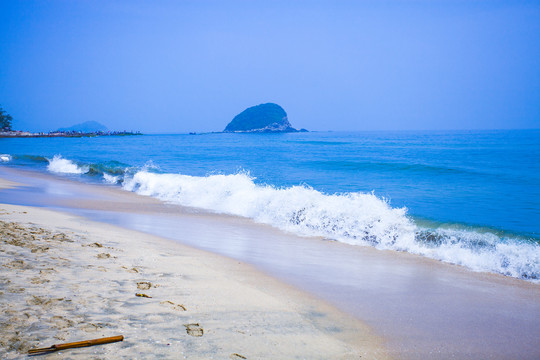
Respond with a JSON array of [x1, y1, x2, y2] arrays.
[[1, 1, 539, 133]]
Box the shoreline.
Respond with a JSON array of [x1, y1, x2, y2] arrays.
[[0, 131, 142, 138], [2, 168, 540, 359], [0, 200, 386, 359]]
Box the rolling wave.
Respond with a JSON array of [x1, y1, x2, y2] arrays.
[[123, 170, 540, 281], [12, 154, 49, 163]]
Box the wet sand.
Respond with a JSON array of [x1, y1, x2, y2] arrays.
[[1, 167, 540, 359]]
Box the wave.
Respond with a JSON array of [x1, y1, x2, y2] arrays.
[[86, 160, 131, 177], [414, 228, 539, 280], [47, 155, 89, 174], [41, 155, 130, 181], [0, 154, 11, 162], [7, 153, 538, 281], [103, 173, 121, 184], [122, 170, 540, 281], [12, 154, 49, 163]]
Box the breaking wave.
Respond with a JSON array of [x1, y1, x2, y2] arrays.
[[103, 173, 121, 184], [0, 154, 11, 162], [47, 155, 89, 174], [43, 155, 129, 181], [122, 170, 540, 281]]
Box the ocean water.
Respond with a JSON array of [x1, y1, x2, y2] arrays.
[[1, 130, 539, 281]]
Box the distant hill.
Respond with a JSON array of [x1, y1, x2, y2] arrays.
[[224, 103, 305, 133], [58, 121, 108, 133]]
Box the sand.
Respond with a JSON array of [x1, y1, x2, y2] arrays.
[[0, 203, 388, 359]]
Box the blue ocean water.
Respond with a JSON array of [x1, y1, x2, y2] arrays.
[[1, 130, 539, 280]]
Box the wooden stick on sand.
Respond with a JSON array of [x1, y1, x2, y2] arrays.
[[28, 335, 124, 355]]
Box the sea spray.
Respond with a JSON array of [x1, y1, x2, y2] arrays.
[[122, 170, 540, 281], [47, 155, 89, 174]]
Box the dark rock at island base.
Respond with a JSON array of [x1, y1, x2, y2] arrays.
[[224, 103, 303, 133]]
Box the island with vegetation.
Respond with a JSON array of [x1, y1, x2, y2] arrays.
[[224, 103, 307, 133]]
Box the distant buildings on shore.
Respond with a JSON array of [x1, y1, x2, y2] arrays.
[[0, 130, 142, 138]]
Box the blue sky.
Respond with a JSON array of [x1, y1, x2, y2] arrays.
[[1, 0, 539, 133]]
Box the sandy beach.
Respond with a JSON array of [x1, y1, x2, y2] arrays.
[[0, 176, 387, 359]]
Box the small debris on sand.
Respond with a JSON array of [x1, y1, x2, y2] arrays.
[[135, 293, 152, 298], [230, 353, 247, 359]]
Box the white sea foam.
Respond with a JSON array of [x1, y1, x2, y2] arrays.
[[103, 173, 120, 184], [47, 155, 89, 174], [0, 154, 11, 162], [122, 170, 540, 281]]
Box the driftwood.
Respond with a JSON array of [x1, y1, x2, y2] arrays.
[[28, 335, 124, 354]]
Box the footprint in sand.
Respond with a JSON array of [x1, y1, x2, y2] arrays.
[[30, 246, 49, 253], [51, 233, 73, 242], [122, 266, 140, 273], [4, 259, 29, 269], [184, 323, 204, 337], [51, 315, 75, 329], [136, 281, 152, 290], [160, 300, 186, 311], [26, 296, 68, 308], [30, 277, 50, 284], [7, 286, 25, 293], [80, 322, 104, 332]]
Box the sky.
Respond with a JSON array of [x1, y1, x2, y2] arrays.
[[0, 0, 539, 133]]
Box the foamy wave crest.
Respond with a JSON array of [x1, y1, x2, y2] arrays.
[[122, 171, 540, 281], [47, 155, 89, 174], [413, 229, 540, 280], [103, 173, 120, 184], [0, 154, 11, 162], [122, 171, 416, 245]]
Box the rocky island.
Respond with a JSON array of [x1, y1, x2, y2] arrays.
[[224, 103, 306, 133]]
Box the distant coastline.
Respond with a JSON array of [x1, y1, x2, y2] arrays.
[[0, 130, 142, 138]]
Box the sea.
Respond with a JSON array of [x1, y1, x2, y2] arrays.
[[1, 129, 539, 282]]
